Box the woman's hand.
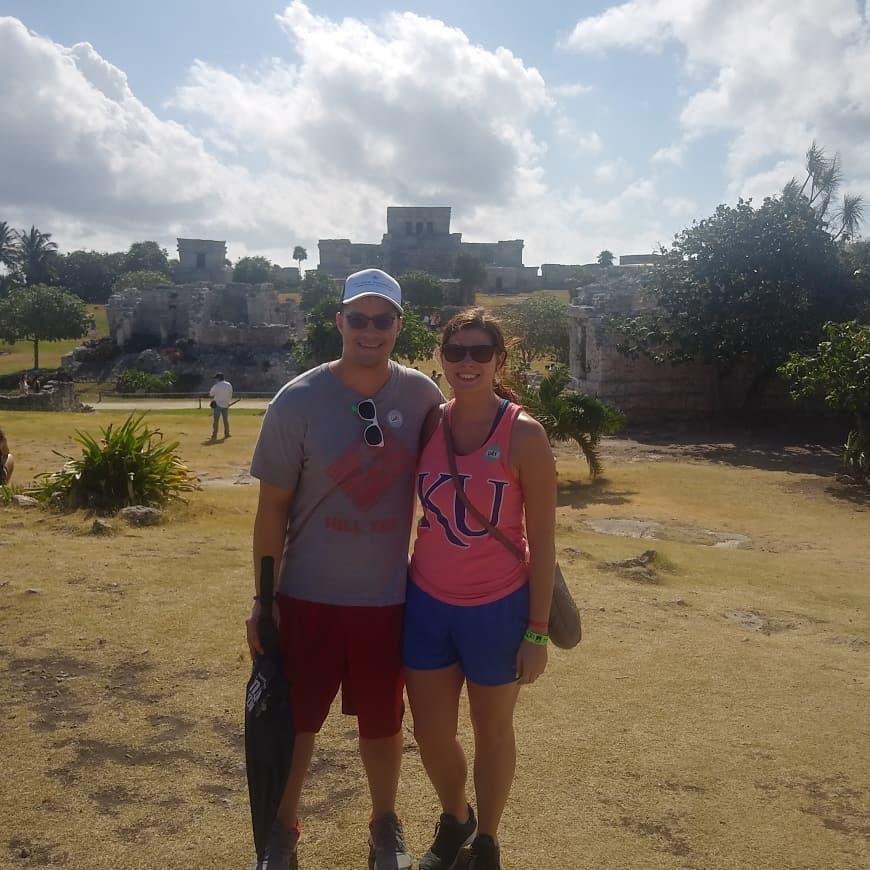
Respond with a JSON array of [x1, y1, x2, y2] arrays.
[[516, 639, 548, 685]]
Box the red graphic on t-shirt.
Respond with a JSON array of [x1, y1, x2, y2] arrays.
[[327, 430, 415, 512]]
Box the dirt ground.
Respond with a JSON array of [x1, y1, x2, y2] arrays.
[[0, 411, 868, 869]]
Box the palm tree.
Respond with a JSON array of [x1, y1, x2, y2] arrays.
[[18, 225, 58, 286], [293, 245, 307, 276], [512, 365, 625, 476], [597, 249, 615, 267], [0, 221, 18, 270], [785, 141, 864, 241]]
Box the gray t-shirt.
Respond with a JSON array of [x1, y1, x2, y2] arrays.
[[250, 361, 443, 606]]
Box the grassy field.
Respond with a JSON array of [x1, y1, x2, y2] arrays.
[[1, 410, 867, 869], [0, 305, 108, 375]]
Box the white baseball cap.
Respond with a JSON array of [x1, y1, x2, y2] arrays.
[[342, 269, 403, 314]]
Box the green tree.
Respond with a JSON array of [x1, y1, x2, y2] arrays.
[[233, 255, 273, 284], [399, 271, 444, 311], [394, 310, 438, 364], [58, 250, 126, 303], [779, 321, 870, 481], [597, 249, 615, 267], [18, 226, 58, 286], [295, 294, 342, 366], [300, 270, 337, 311], [124, 241, 169, 274], [293, 245, 307, 275], [0, 284, 94, 369], [512, 365, 625, 476], [113, 270, 172, 292], [500, 293, 569, 369], [453, 253, 487, 306], [607, 195, 855, 412]]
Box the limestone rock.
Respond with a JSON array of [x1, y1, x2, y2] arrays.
[[118, 505, 162, 526], [91, 518, 114, 535], [11, 495, 39, 508]]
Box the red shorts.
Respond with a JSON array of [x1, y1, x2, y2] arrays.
[[277, 596, 405, 739]]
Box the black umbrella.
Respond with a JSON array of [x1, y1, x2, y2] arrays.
[[245, 556, 295, 863]]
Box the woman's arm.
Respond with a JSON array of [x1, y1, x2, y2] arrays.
[[512, 412, 557, 682]]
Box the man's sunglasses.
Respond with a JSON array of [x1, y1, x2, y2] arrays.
[[344, 312, 397, 331], [442, 344, 497, 364], [355, 399, 384, 447]]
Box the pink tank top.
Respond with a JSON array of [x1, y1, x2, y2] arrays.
[[410, 400, 528, 605]]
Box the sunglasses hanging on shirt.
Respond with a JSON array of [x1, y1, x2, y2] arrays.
[[355, 399, 384, 447]]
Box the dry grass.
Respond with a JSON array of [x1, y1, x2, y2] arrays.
[[1, 413, 868, 869], [0, 305, 108, 375]]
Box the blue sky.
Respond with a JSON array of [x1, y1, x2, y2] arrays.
[[1, 1, 868, 268]]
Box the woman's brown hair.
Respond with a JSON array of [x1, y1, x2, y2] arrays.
[[440, 308, 521, 404]]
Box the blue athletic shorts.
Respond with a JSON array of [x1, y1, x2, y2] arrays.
[[403, 581, 529, 686]]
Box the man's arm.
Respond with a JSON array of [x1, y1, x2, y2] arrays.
[[246, 480, 294, 658]]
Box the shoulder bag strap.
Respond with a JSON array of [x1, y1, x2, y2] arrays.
[[442, 406, 525, 563]]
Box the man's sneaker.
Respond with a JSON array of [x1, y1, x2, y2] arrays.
[[463, 834, 500, 870], [256, 819, 299, 870], [368, 811, 413, 870], [419, 804, 477, 870]]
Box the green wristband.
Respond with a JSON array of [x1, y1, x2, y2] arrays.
[[523, 628, 549, 646]]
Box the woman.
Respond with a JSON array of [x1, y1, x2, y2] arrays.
[[0, 428, 14, 486], [404, 309, 557, 870]]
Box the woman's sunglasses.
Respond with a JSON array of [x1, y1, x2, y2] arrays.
[[442, 344, 497, 364], [344, 312, 397, 331], [355, 399, 384, 447]]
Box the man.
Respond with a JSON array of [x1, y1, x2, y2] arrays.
[[247, 269, 443, 870], [209, 372, 233, 440]]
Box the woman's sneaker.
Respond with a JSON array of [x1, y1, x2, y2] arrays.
[[368, 811, 413, 870], [462, 834, 500, 870], [419, 804, 477, 870]]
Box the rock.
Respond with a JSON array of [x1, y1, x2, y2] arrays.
[[622, 566, 657, 582], [562, 546, 583, 558], [11, 494, 39, 508], [91, 518, 114, 535], [118, 505, 162, 526], [725, 609, 768, 633], [26, 588, 41, 594], [605, 549, 657, 569], [135, 348, 166, 374]]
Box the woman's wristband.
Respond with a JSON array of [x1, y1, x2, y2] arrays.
[[523, 628, 549, 646]]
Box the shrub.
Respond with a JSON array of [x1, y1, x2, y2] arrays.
[[116, 368, 176, 393], [30, 413, 198, 511], [0, 483, 24, 506]]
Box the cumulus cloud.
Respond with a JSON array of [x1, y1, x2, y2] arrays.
[[551, 81, 593, 98], [0, 5, 688, 266], [564, 0, 870, 215]]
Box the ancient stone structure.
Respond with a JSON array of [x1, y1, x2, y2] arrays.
[[319, 207, 538, 291], [175, 238, 231, 283], [567, 267, 798, 420], [105, 281, 303, 349], [0, 381, 82, 412]]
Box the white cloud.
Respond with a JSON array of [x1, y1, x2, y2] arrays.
[[651, 143, 685, 166], [0, 6, 696, 267], [594, 158, 634, 183], [551, 81, 593, 98], [565, 0, 870, 221]]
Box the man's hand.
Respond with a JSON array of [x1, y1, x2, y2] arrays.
[[245, 600, 280, 662], [516, 639, 548, 685]]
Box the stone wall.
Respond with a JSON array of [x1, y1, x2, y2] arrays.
[[386, 206, 452, 236], [175, 238, 231, 283], [196, 323, 290, 349], [318, 240, 384, 280], [541, 263, 585, 288], [0, 381, 81, 412]]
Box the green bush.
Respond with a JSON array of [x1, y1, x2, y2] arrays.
[[30, 413, 198, 511], [0, 483, 24, 506], [116, 368, 176, 393]]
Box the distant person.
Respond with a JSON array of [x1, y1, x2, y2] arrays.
[[0, 428, 14, 486], [18, 376, 28, 396], [209, 372, 233, 440], [430, 369, 439, 382], [32, 375, 41, 392]]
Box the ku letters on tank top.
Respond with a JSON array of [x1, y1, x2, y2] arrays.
[[410, 400, 528, 605]]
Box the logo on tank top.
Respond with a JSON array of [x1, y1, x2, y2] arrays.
[[387, 409, 403, 428], [417, 472, 509, 548], [485, 445, 501, 462]]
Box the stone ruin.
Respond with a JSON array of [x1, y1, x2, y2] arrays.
[[567, 266, 800, 421], [62, 239, 305, 392], [0, 380, 83, 412]]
